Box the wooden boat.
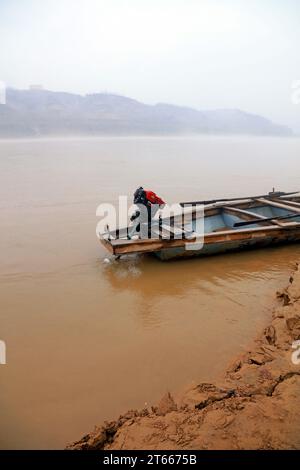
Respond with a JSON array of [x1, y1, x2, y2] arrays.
[[98, 191, 300, 261]]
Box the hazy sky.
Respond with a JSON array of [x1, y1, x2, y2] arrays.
[[1, 0, 299, 131]]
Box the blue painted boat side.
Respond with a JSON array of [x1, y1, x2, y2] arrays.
[[154, 232, 300, 261]]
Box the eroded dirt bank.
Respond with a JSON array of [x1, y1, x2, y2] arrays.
[[68, 263, 300, 450]]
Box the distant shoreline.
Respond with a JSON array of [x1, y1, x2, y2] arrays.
[[0, 88, 293, 138], [0, 134, 299, 143]]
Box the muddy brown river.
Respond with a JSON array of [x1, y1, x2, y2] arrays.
[[1, 136, 300, 449]]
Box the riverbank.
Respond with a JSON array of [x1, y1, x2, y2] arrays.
[[68, 263, 300, 450]]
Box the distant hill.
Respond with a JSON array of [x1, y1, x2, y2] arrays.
[[0, 88, 293, 137]]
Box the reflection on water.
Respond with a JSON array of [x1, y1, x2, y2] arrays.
[[102, 246, 300, 329], [1, 136, 300, 449], [104, 248, 297, 295]]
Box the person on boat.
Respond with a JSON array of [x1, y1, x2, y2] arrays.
[[130, 187, 165, 238]]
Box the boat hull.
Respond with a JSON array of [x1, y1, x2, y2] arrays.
[[154, 230, 300, 261]]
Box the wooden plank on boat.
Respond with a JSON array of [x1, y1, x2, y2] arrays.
[[101, 238, 115, 254], [170, 197, 272, 221], [256, 198, 300, 214], [107, 221, 300, 256], [223, 206, 293, 228], [152, 223, 194, 239], [272, 197, 300, 208], [110, 224, 300, 255], [223, 206, 266, 219], [223, 206, 288, 227], [179, 191, 300, 207]]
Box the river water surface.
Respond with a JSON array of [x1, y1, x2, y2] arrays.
[[1, 136, 300, 449]]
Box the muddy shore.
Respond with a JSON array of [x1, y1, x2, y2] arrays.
[[68, 263, 300, 450]]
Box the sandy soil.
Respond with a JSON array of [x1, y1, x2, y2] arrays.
[[68, 263, 300, 450]]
